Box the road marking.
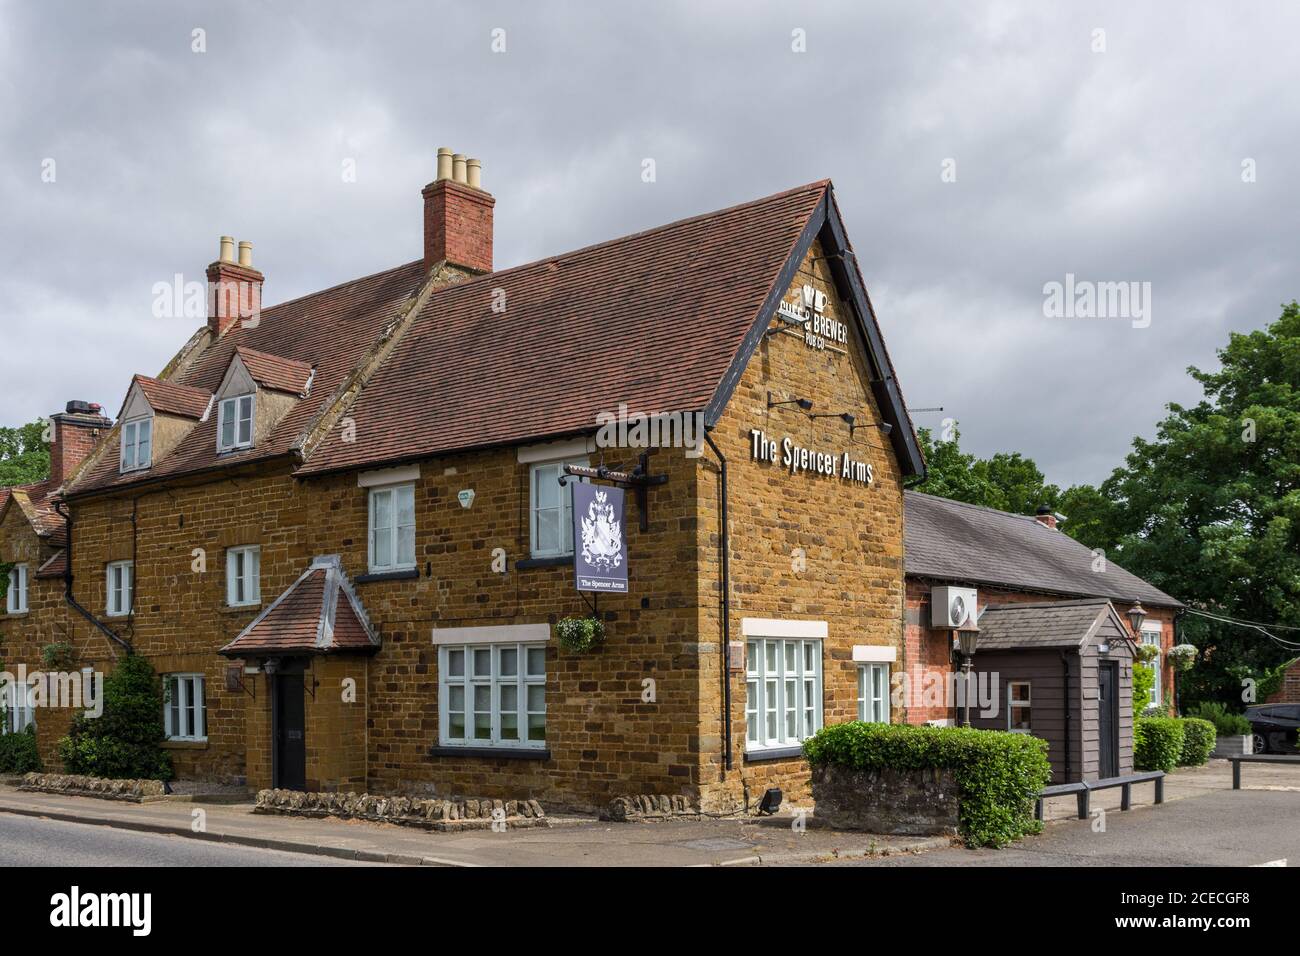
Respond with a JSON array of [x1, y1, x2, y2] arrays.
[[1252, 858, 1287, 867]]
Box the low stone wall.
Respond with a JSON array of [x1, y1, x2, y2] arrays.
[[602, 794, 702, 822], [810, 763, 960, 835], [253, 789, 549, 831], [19, 773, 166, 802], [1211, 735, 1253, 758]]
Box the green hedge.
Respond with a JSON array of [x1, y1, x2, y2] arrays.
[[0, 724, 42, 774], [1185, 701, 1251, 737], [1177, 717, 1216, 767], [57, 655, 173, 781], [802, 721, 1051, 848], [1134, 716, 1185, 772]]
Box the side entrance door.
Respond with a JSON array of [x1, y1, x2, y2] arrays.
[[1098, 661, 1120, 779], [273, 668, 307, 791]]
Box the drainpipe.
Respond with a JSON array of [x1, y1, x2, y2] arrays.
[[53, 499, 132, 657], [702, 429, 733, 774], [1059, 649, 1071, 783]]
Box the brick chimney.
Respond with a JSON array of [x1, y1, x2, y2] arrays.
[[422, 147, 494, 273], [49, 401, 113, 487], [1034, 504, 1058, 530], [207, 236, 264, 337]]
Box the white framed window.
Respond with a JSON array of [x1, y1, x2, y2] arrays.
[[218, 394, 254, 452], [368, 483, 416, 573], [1008, 681, 1032, 732], [106, 560, 133, 617], [163, 673, 206, 741], [5, 563, 29, 614], [4, 680, 35, 733], [439, 642, 546, 749], [225, 546, 261, 607], [857, 663, 891, 723], [745, 638, 822, 751], [528, 459, 587, 558], [1141, 625, 1163, 710], [119, 417, 153, 472]]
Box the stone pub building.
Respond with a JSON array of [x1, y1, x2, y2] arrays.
[[0, 149, 1178, 811]]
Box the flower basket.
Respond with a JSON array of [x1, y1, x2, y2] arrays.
[[1168, 644, 1198, 672], [555, 616, 605, 653]]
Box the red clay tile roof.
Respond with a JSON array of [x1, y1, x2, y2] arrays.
[[129, 375, 212, 420], [35, 549, 67, 579], [232, 346, 314, 395], [69, 260, 428, 495], [219, 554, 379, 656], [0, 479, 66, 545], [301, 181, 828, 474]]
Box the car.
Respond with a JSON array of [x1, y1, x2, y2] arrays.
[[1244, 703, 1300, 754]]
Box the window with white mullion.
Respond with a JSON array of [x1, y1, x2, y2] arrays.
[[218, 394, 254, 452], [106, 560, 133, 617], [163, 674, 206, 741], [368, 484, 416, 572], [440, 642, 546, 749], [119, 417, 153, 472], [746, 637, 822, 751], [857, 663, 890, 723], [5, 563, 29, 614], [226, 545, 261, 607]]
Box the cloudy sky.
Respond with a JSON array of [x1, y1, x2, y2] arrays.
[[2, 0, 1295, 488]]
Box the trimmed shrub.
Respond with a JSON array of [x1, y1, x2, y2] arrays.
[[803, 721, 1051, 849], [1177, 717, 1216, 766], [1134, 716, 1184, 772], [57, 655, 173, 781], [1185, 701, 1251, 737], [0, 723, 42, 774]]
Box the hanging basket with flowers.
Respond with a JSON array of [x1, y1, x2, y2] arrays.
[[555, 616, 606, 654]]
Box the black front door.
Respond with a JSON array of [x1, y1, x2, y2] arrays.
[[1098, 661, 1120, 779], [273, 670, 306, 791]]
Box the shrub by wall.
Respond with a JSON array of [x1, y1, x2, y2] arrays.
[[1185, 701, 1251, 737], [802, 721, 1051, 848], [0, 724, 41, 774], [57, 655, 173, 781], [1133, 663, 1156, 714], [1177, 717, 1216, 767], [1134, 717, 1185, 772]]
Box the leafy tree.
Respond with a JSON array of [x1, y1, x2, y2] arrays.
[[57, 655, 173, 781], [1089, 303, 1300, 707], [916, 426, 1063, 515], [0, 419, 50, 488]]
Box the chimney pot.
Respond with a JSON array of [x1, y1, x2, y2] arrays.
[[452, 153, 467, 184], [238, 241, 253, 268], [219, 236, 235, 263], [422, 158, 495, 273], [466, 158, 482, 190], [436, 147, 453, 181]]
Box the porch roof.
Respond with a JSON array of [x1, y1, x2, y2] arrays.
[[219, 554, 380, 657], [974, 598, 1134, 651]]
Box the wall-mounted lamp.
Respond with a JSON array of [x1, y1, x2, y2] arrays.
[[851, 420, 893, 439], [767, 391, 813, 412], [1127, 600, 1147, 637], [809, 411, 855, 426]]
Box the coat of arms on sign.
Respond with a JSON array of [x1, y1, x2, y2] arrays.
[[580, 489, 623, 570]]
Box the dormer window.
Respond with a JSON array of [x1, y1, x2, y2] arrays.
[[218, 394, 254, 452], [120, 417, 153, 472]]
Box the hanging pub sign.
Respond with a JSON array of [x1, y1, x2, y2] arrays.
[[572, 482, 628, 593]]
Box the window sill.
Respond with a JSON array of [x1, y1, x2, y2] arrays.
[[2, 611, 29, 619], [162, 739, 209, 750], [514, 555, 571, 570], [743, 745, 807, 763], [355, 568, 420, 584], [428, 746, 550, 761]]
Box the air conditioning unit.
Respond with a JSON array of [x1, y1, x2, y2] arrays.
[[931, 586, 977, 629]]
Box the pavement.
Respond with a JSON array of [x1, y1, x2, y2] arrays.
[[0, 786, 950, 866], [0, 758, 1294, 866], [831, 789, 1299, 867]]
